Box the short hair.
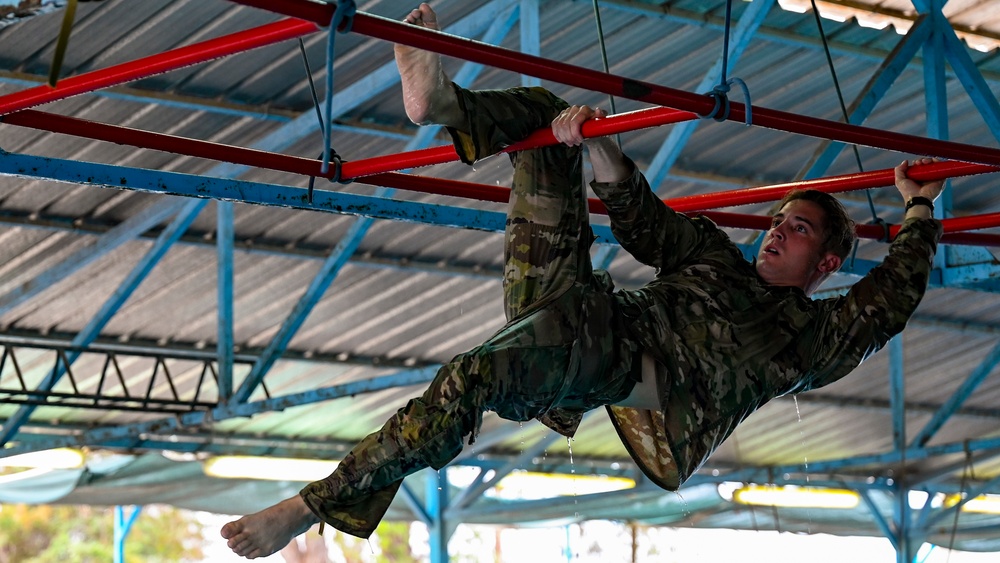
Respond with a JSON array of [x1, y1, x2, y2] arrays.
[[776, 189, 856, 260]]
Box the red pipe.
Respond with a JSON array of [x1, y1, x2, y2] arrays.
[[665, 161, 999, 213], [229, 0, 1000, 168], [8, 109, 1000, 246], [340, 106, 698, 178], [0, 18, 318, 116]]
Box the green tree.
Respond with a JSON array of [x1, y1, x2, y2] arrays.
[[0, 503, 204, 563]]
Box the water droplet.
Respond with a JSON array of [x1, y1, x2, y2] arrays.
[[672, 491, 691, 518], [793, 396, 813, 533]]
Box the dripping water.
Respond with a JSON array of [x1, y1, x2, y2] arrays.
[[567, 437, 579, 518], [793, 395, 813, 534], [672, 491, 690, 520], [792, 396, 810, 480]]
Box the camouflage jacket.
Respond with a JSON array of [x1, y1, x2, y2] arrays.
[[579, 162, 940, 491]]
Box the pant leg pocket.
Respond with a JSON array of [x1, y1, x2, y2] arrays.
[[488, 342, 580, 421]]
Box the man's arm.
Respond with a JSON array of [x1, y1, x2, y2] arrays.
[[790, 159, 944, 393], [550, 104, 720, 271], [895, 157, 945, 219], [550, 105, 632, 182]]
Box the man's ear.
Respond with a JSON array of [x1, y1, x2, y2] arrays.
[[818, 253, 843, 274]]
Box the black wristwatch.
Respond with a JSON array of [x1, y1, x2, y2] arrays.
[[905, 196, 934, 214]]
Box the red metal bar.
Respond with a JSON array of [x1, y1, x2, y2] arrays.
[[340, 106, 698, 178], [665, 160, 999, 213], [0, 18, 318, 116], [229, 0, 1000, 168]]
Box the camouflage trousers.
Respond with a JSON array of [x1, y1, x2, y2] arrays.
[[300, 86, 636, 538]]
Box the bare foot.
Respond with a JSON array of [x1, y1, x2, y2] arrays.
[[394, 3, 462, 127], [221, 496, 320, 559]]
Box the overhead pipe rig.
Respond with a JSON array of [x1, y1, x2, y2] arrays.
[[1, 0, 999, 245], [6, 107, 1000, 247]]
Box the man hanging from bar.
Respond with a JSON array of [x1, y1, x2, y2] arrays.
[[222, 4, 944, 558]]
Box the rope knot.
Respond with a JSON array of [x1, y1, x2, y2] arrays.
[[320, 0, 356, 32], [309, 149, 351, 204], [698, 78, 752, 125], [331, 0, 356, 33]]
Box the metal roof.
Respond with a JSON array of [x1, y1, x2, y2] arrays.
[[2, 0, 1000, 557]]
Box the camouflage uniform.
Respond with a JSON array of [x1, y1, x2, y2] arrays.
[[300, 86, 639, 538], [300, 85, 942, 537], [597, 164, 941, 490]]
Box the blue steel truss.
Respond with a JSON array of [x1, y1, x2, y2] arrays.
[[1, 1, 1000, 562]]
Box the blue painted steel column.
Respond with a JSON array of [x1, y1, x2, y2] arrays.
[[594, 0, 773, 270], [114, 505, 142, 563], [426, 469, 451, 563], [217, 201, 234, 401], [887, 336, 912, 563], [519, 0, 540, 87], [910, 0, 1000, 141]]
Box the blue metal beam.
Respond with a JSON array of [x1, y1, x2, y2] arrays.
[[399, 482, 432, 526], [0, 199, 206, 446], [0, 152, 519, 234], [798, 15, 932, 180], [0, 367, 439, 457], [939, 24, 1000, 140], [449, 430, 564, 510], [231, 212, 376, 403], [720, 434, 1000, 482], [860, 490, 899, 550], [910, 340, 1000, 448]]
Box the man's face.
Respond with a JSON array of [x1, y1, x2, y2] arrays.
[[756, 199, 840, 294]]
